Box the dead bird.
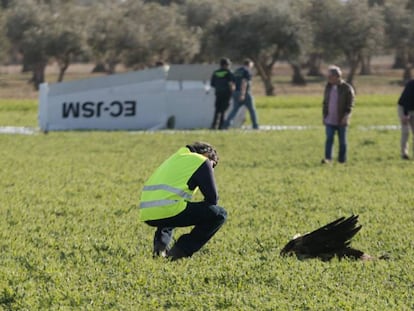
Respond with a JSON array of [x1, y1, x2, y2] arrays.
[[280, 215, 388, 261]]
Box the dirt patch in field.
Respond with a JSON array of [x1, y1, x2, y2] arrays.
[[0, 56, 407, 99]]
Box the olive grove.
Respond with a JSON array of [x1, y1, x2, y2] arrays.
[[1, 0, 412, 92]]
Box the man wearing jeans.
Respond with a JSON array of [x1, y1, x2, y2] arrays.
[[223, 58, 259, 129], [322, 66, 355, 164], [139, 142, 227, 261]]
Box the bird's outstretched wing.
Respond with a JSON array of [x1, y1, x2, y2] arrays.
[[280, 215, 364, 261]]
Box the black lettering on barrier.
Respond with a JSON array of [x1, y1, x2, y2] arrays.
[[61, 100, 137, 118], [110, 101, 122, 117], [124, 100, 136, 116], [82, 102, 95, 118], [62, 102, 80, 118], [96, 101, 104, 117]]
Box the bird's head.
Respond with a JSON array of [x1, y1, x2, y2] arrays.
[[280, 234, 302, 257]]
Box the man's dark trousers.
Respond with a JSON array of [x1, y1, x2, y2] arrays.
[[211, 90, 232, 129], [146, 202, 227, 257]]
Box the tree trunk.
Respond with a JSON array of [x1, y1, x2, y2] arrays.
[[402, 66, 412, 84], [31, 62, 46, 90], [57, 65, 68, 83], [254, 60, 275, 96], [264, 79, 275, 96], [21, 55, 31, 73], [91, 62, 107, 73], [290, 63, 307, 86], [359, 55, 372, 75], [347, 64, 357, 86], [346, 52, 361, 87], [396, 47, 412, 84], [393, 48, 405, 69], [107, 60, 117, 75], [57, 57, 70, 82], [307, 53, 323, 76]]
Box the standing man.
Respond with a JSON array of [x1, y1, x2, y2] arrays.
[[210, 58, 235, 129], [397, 79, 414, 160], [139, 142, 227, 261], [322, 66, 355, 164], [223, 58, 259, 130]]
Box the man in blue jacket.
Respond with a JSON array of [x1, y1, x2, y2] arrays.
[[223, 58, 259, 130]]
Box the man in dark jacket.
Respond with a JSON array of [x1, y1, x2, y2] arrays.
[[398, 79, 414, 159], [322, 66, 355, 164], [210, 58, 235, 129]]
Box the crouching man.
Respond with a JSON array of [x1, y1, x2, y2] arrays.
[[139, 142, 227, 261]]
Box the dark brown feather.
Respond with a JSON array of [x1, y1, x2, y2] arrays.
[[280, 215, 366, 261]]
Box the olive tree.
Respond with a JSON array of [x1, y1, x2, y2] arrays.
[[305, 0, 334, 76], [86, 1, 198, 71], [6, 0, 86, 89], [131, 3, 199, 65], [358, 0, 387, 75], [6, 1, 50, 89], [0, 9, 11, 63], [211, 3, 307, 95], [384, 0, 414, 82], [311, 0, 384, 85], [46, 4, 85, 82], [286, 0, 313, 85], [86, 3, 136, 74], [183, 0, 237, 63]]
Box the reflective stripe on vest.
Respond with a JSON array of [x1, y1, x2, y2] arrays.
[[140, 184, 192, 208], [142, 184, 192, 200], [140, 199, 180, 209], [139, 147, 207, 221]]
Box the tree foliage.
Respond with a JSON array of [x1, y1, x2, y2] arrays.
[[6, 1, 50, 89], [0, 9, 11, 63], [384, 0, 414, 81], [1, 0, 414, 92], [5, 0, 85, 88], [86, 1, 199, 73], [212, 2, 307, 95], [124, 2, 199, 66], [308, 0, 384, 85], [46, 4, 85, 82], [86, 3, 136, 74]]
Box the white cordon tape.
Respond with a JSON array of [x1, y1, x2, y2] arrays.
[[0, 125, 401, 135]]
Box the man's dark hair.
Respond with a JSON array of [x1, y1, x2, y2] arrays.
[[220, 58, 231, 67], [186, 142, 219, 165]]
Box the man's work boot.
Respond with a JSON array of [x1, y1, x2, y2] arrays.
[[167, 245, 188, 261], [153, 242, 170, 258]]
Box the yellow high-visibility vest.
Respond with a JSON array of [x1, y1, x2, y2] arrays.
[[139, 147, 207, 221]]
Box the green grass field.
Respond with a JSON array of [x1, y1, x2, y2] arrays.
[[1, 96, 414, 310]]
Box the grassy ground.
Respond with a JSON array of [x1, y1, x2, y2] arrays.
[[1, 91, 414, 309]]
